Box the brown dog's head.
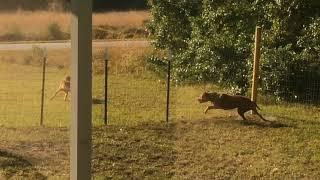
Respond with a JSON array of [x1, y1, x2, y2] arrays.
[[198, 91, 220, 103]]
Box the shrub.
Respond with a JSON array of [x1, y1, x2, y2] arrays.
[[93, 26, 110, 39], [47, 22, 67, 40], [2, 25, 24, 41]]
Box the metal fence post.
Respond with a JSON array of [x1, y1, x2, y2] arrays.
[[40, 54, 47, 126], [104, 49, 109, 125]]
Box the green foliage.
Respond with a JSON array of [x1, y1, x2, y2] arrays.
[[260, 17, 320, 103], [147, 0, 202, 51], [260, 45, 318, 102], [148, 0, 320, 98], [146, 55, 169, 78]]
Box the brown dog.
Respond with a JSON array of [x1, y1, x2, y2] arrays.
[[198, 91, 268, 121], [50, 75, 71, 101]]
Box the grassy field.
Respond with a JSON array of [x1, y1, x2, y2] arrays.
[[0, 10, 150, 41], [0, 47, 319, 179]]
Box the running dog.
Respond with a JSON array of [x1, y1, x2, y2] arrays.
[[198, 91, 268, 121], [50, 75, 71, 101]]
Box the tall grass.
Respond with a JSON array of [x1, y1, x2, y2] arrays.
[[0, 10, 150, 41]]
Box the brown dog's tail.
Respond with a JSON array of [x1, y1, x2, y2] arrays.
[[253, 101, 261, 110]]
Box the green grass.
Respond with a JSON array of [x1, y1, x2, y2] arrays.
[[0, 48, 319, 179], [0, 63, 168, 127]]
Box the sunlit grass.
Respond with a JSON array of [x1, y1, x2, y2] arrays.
[[0, 47, 319, 179], [0, 47, 318, 127]]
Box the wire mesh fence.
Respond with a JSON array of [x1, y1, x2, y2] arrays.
[[93, 47, 169, 126], [0, 42, 319, 179], [0, 47, 71, 127], [0, 45, 171, 127], [260, 68, 320, 105], [0, 45, 319, 127]]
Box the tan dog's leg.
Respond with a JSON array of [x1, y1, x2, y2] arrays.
[[64, 91, 69, 101], [50, 89, 62, 100]]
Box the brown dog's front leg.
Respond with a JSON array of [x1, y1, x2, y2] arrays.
[[237, 108, 248, 121], [204, 106, 216, 114]]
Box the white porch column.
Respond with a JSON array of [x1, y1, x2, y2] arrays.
[[70, 0, 92, 179]]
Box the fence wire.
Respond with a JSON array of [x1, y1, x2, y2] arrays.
[[0, 44, 319, 178], [0, 48, 71, 127], [261, 69, 320, 105]]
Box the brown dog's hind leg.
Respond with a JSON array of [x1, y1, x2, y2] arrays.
[[237, 108, 248, 121]]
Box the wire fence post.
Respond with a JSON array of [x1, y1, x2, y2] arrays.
[[104, 49, 109, 125], [166, 52, 172, 124], [40, 53, 47, 126], [251, 26, 262, 114]]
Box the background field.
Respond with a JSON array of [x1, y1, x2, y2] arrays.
[[0, 45, 319, 179], [0, 10, 150, 41], [0, 0, 147, 12]]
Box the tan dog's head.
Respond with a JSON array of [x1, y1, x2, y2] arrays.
[[198, 91, 220, 103], [65, 75, 71, 82]]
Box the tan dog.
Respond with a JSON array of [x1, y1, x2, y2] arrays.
[[198, 91, 268, 121], [50, 75, 71, 101]]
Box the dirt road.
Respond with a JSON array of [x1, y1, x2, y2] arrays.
[[0, 40, 150, 51]]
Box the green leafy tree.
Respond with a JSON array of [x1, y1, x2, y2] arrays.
[[148, 0, 320, 100]]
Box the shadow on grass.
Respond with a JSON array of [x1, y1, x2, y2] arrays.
[[92, 97, 105, 105], [0, 150, 45, 179], [183, 112, 319, 129], [273, 115, 320, 127], [240, 119, 294, 128], [195, 116, 295, 129], [91, 122, 177, 179]]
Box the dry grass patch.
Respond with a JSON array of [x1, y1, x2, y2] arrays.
[[93, 11, 150, 28], [0, 10, 150, 41]]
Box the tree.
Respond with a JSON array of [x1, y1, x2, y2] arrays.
[[148, 0, 320, 100]]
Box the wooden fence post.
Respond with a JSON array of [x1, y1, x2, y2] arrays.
[[251, 26, 262, 114], [166, 52, 172, 124]]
